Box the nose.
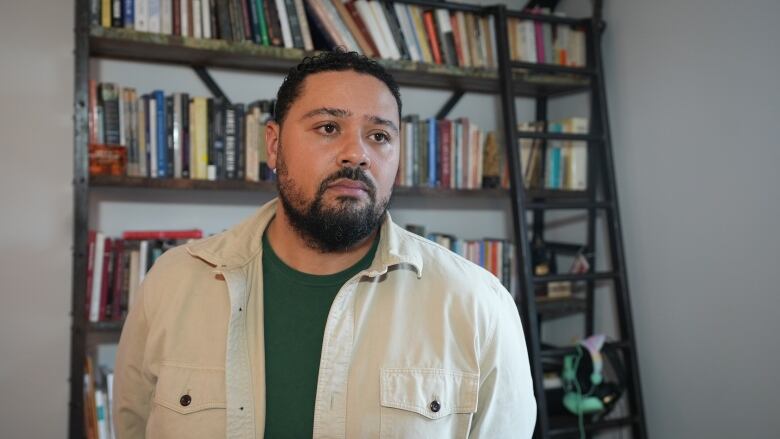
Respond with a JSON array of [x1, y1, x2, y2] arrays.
[[339, 136, 371, 169]]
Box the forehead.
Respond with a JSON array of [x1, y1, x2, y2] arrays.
[[291, 70, 399, 122]]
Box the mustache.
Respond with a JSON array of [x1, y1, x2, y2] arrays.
[[317, 167, 377, 198]]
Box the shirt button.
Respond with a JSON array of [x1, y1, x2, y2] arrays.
[[429, 400, 441, 413], [180, 394, 192, 406]]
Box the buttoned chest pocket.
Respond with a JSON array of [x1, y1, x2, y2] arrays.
[[379, 368, 478, 439], [147, 363, 227, 438]]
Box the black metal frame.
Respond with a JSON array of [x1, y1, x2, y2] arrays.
[[494, 2, 647, 438], [69, 1, 645, 437]]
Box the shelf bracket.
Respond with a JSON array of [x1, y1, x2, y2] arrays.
[[193, 66, 232, 105], [435, 90, 464, 120]]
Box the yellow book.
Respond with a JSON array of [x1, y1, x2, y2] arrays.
[[101, 0, 111, 27], [409, 6, 432, 64], [192, 97, 209, 179]]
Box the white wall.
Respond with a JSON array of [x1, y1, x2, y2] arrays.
[[1, 0, 778, 437], [603, 0, 780, 437]]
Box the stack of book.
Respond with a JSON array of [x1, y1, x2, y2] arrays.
[[88, 81, 275, 181], [406, 225, 514, 291], [519, 117, 588, 191], [83, 358, 114, 439], [85, 229, 203, 323], [92, 0, 501, 68], [396, 116, 503, 190], [507, 7, 587, 67]]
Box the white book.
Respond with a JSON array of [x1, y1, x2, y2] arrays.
[[201, 0, 212, 38], [192, 0, 202, 38], [245, 108, 259, 182], [394, 3, 419, 62], [354, 1, 388, 58], [275, 0, 293, 49], [89, 232, 105, 323], [107, 373, 116, 439], [520, 20, 536, 63], [172, 93, 182, 178], [95, 390, 109, 439], [368, 0, 400, 59], [293, 0, 313, 51], [161, 0, 172, 35], [487, 15, 497, 68], [148, 97, 157, 178], [181, 0, 190, 37], [320, 0, 361, 53], [148, 0, 161, 33], [135, 0, 149, 31], [138, 240, 149, 283], [567, 117, 588, 190]]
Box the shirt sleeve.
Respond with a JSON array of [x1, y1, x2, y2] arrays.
[[469, 286, 537, 438], [113, 278, 154, 439]]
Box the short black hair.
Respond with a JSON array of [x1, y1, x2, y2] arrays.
[[273, 48, 402, 126]]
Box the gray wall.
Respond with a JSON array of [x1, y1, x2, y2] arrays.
[[1, 0, 778, 437]]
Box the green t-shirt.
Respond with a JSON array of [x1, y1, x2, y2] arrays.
[[262, 232, 379, 438]]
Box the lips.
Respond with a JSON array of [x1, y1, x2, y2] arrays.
[[327, 179, 369, 192]]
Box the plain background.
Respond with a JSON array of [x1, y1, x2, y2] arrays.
[[1, 0, 779, 437]]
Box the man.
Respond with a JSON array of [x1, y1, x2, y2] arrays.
[[114, 50, 536, 438]]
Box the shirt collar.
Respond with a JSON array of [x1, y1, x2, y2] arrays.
[[186, 198, 423, 277]]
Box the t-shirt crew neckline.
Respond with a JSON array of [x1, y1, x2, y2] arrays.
[[261, 230, 381, 287]]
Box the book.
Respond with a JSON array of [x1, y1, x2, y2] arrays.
[[344, 1, 379, 57], [293, 0, 313, 50], [332, 0, 375, 57], [434, 9, 455, 66], [380, 1, 409, 60], [368, 0, 400, 59], [422, 10, 442, 65], [283, 0, 305, 49], [274, 0, 293, 48]]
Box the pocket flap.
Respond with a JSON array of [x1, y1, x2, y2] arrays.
[[380, 368, 478, 420], [154, 363, 226, 415]]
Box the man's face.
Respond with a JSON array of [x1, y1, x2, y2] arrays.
[[266, 70, 401, 252]]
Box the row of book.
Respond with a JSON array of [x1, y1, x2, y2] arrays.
[[89, 81, 274, 181], [406, 224, 514, 291], [520, 117, 589, 191], [84, 358, 114, 439], [396, 116, 502, 190], [85, 229, 203, 323], [91, 0, 587, 70], [508, 8, 587, 67]]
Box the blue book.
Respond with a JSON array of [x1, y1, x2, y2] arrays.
[[153, 90, 167, 178], [123, 0, 134, 28], [428, 117, 436, 187]]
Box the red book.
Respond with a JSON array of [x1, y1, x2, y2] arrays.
[[85, 230, 96, 317], [345, 1, 380, 58], [98, 237, 113, 321], [422, 11, 442, 65], [112, 239, 125, 321], [450, 13, 464, 67], [438, 119, 452, 189], [240, 0, 252, 40], [187, 0, 195, 37], [121, 229, 203, 240]]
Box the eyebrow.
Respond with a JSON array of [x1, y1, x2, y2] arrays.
[[300, 107, 400, 135]]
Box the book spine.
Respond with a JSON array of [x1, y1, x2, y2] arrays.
[[201, 0, 212, 38], [239, 0, 252, 40], [283, 0, 303, 48], [368, 0, 399, 59], [434, 9, 454, 66], [207, 98, 216, 180], [161, 0, 173, 34], [148, 0, 161, 32], [427, 116, 436, 187], [409, 6, 432, 63], [112, 239, 125, 321], [265, 0, 283, 46], [293, 0, 313, 50], [381, 1, 409, 60], [254, 0, 269, 44], [440, 119, 451, 189], [213, 98, 226, 179], [173, 0, 181, 35], [346, 1, 379, 57], [422, 10, 442, 65], [165, 95, 175, 177], [112, 0, 123, 27], [395, 3, 420, 62], [181, 93, 191, 178], [124, 0, 135, 27], [333, 0, 373, 56], [122, 229, 203, 240], [98, 237, 113, 321], [274, 0, 293, 48], [215, 0, 232, 40], [246, 0, 261, 43], [235, 103, 245, 180], [225, 105, 236, 179], [153, 90, 166, 177], [85, 230, 97, 319], [172, 94, 182, 178]]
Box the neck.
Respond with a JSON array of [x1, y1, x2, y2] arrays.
[[265, 205, 378, 275]]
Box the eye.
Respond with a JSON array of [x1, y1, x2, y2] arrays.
[[370, 132, 390, 143], [316, 123, 339, 135]]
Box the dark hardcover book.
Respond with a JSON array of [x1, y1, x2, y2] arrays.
[[427, 116, 437, 187], [246, 0, 261, 43], [123, 0, 134, 28], [381, 0, 410, 60], [435, 10, 457, 66], [417, 119, 428, 187], [181, 93, 191, 178], [304, 0, 338, 50], [283, 0, 304, 48], [165, 95, 175, 178], [111, 239, 125, 321], [207, 98, 215, 177], [98, 238, 113, 321], [210, 0, 220, 39], [215, 0, 233, 40], [228, 0, 245, 41], [142, 94, 151, 177], [89, 0, 101, 26], [112, 0, 123, 27], [235, 104, 245, 180], [152, 90, 167, 178], [265, 0, 284, 46], [99, 83, 121, 145], [213, 98, 226, 179], [239, 0, 253, 40], [438, 119, 451, 189], [225, 104, 237, 179], [254, 0, 270, 45], [173, 0, 182, 35]]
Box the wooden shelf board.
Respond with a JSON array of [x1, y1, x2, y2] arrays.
[[89, 175, 510, 198], [88, 27, 590, 96]]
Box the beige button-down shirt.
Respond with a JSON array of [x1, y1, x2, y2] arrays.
[[113, 199, 536, 438]]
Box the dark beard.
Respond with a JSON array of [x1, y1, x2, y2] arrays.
[[276, 163, 389, 253]]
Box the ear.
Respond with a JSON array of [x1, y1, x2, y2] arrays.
[[266, 120, 280, 170]]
